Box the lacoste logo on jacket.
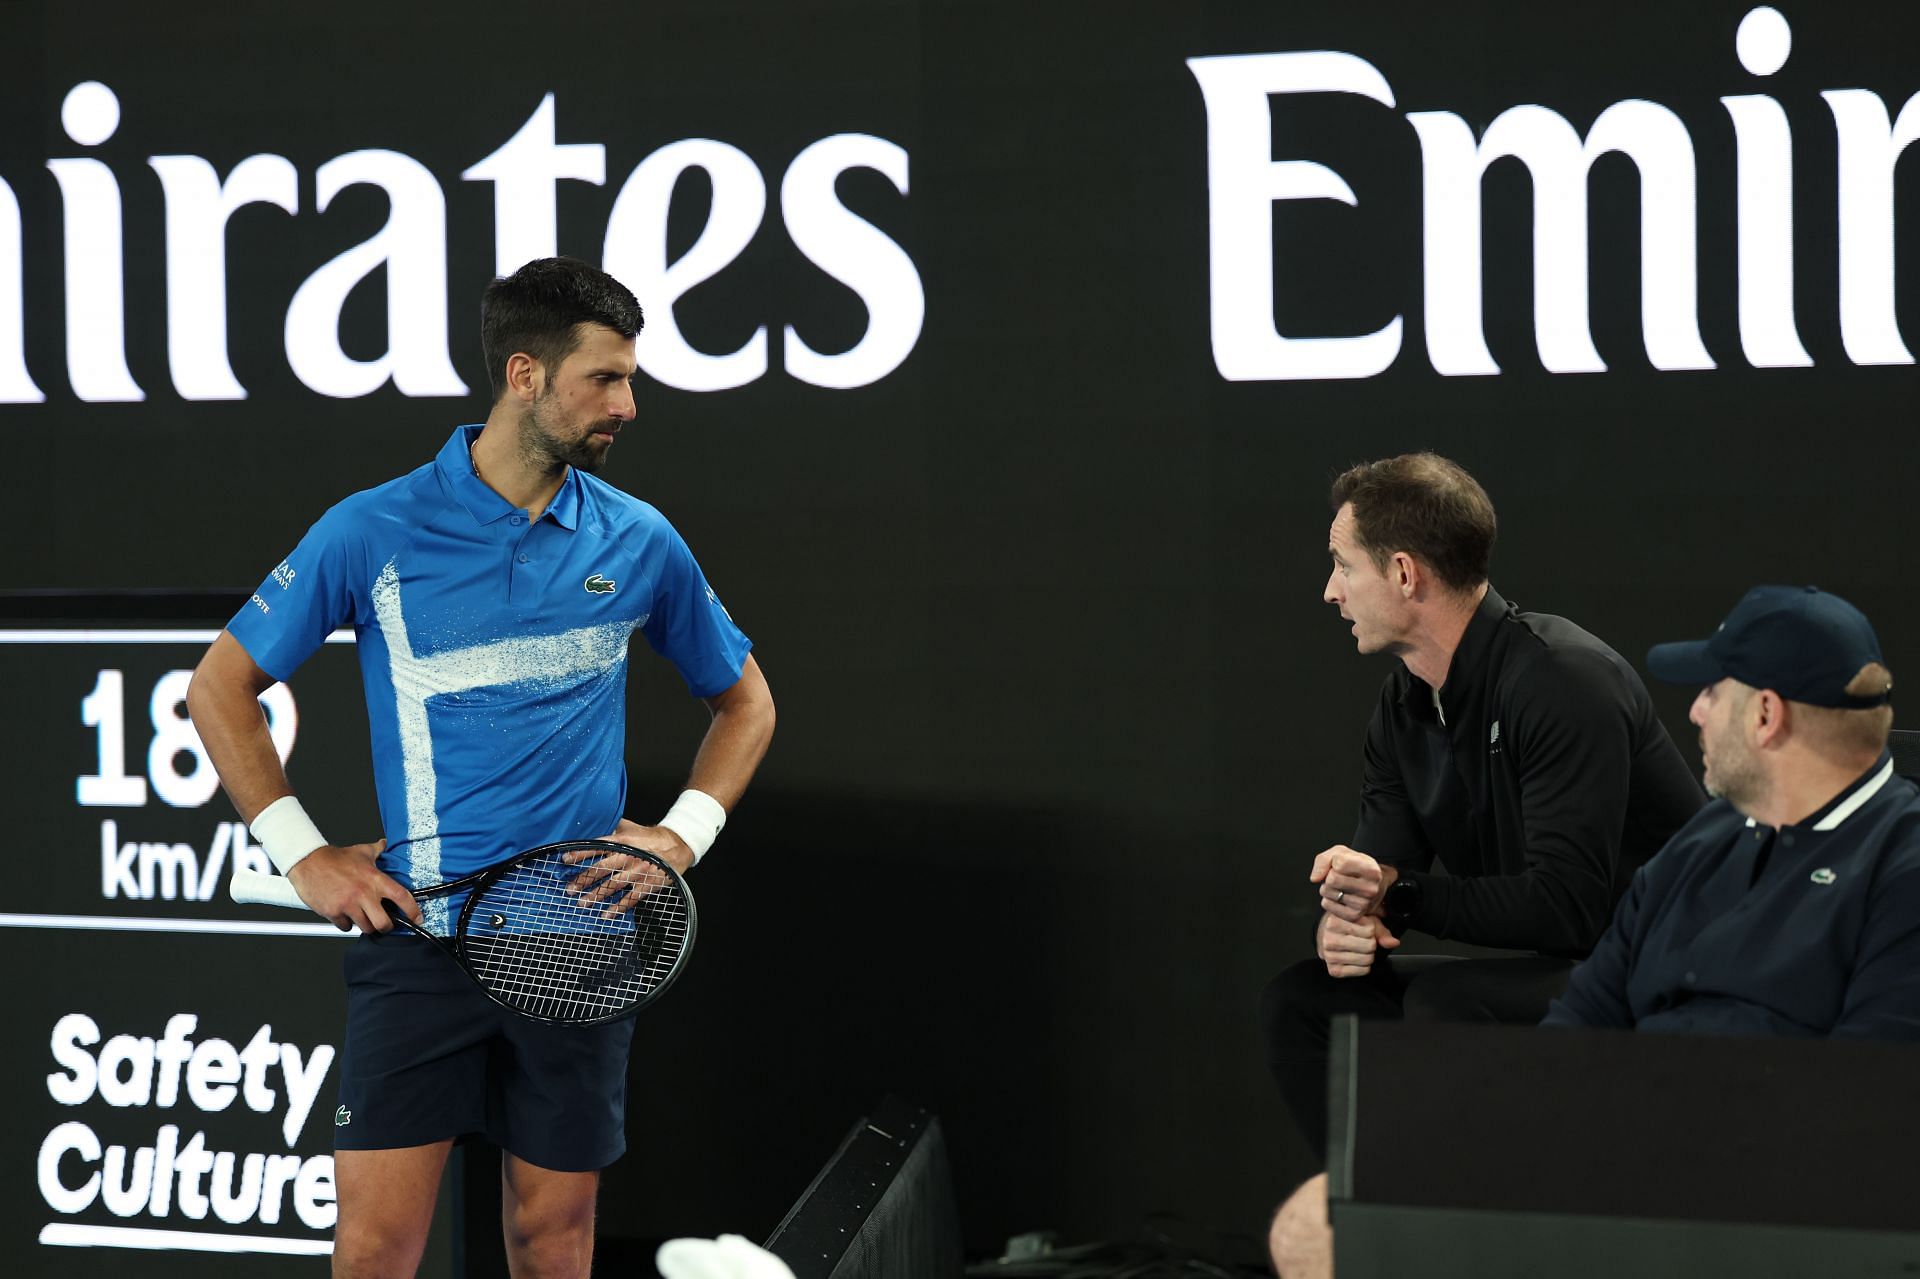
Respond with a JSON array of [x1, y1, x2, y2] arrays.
[[584, 574, 616, 595], [1810, 868, 1837, 886]]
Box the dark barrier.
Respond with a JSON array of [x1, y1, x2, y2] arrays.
[[765, 1096, 962, 1279], [1327, 1018, 1920, 1276]]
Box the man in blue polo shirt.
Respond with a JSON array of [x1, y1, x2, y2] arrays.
[[1543, 585, 1920, 1038], [187, 257, 775, 1278]]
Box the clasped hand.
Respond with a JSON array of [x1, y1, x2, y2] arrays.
[[1310, 845, 1400, 979]]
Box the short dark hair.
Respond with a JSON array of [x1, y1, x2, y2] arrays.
[[480, 257, 644, 401], [1329, 453, 1496, 593]]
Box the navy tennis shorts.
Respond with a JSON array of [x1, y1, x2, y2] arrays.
[[333, 931, 638, 1172]]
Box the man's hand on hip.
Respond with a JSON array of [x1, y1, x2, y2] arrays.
[[597, 817, 695, 875], [1310, 845, 1400, 923], [286, 839, 417, 934], [1317, 912, 1401, 978], [560, 818, 693, 918]]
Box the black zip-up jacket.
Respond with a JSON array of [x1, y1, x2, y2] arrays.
[[1355, 586, 1705, 957]]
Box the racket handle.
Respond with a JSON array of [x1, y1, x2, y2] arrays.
[[231, 867, 311, 910]]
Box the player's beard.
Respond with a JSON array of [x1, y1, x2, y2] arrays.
[[523, 387, 617, 474]]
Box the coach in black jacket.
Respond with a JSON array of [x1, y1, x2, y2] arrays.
[[1260, 454, 1704, 1160], [1544, 585, 1920, 1040]]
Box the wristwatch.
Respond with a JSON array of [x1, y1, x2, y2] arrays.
[[1382, 875, 1422, 933]]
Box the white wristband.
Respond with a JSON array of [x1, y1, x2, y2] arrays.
[[657, 789, 726, 864], [250, 795, 328, 876]]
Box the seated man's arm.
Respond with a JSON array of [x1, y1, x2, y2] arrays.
[[1828, 848, 1920, 1042], [1311, 694, 1438, 959], [1540, 863, 1649, 1029], [1352, 685, 1438, 874], [1392, 649, 1655, 954]]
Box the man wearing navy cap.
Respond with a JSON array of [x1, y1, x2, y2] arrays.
[[1543, 585, 1920, 1039], [1270, 587, 1920, 1279]]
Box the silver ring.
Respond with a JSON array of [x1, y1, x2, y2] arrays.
[[1336, 889, 1347, 904]]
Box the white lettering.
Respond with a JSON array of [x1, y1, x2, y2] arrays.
[[293, 1156, 338, 1230], [0, 175, 41, 403], [278, 1041, 334, 1146], [149, 153, 299, 399], [258, 1153, 304, 1226], [139, 842, 197, 900], [1186, 52, 1403, 381], [285, 149, 469, 397], [98, 1033, 155, 1107], [210, 1151, 265, 1225], [100, 1142, 154, 1217], [147, 1123, 180, 1216], [1824, 86, 1920, 366], [152, 1014, 199, 1107], [174, 1131, 215, 1220], [48, 81, 143, 402], [47, 1013, 101, 1105], [780, 134, 924, 389], [461, 93, 606, 275], [1723, 93, 1811, 366], [1723, 7, 1810, 367], [100, 820, 138, 898], [239, 1023, 281, 1115], [186, 1035, 241, 1111], [37, 1122, 102, 1214], [605, 139, 768, 391], [1409, 100, 1713, 375]]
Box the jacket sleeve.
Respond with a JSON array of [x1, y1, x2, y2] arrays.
[[1353, 683, 1437, 874], [1828, 840, 1920, 1042], [1399, 647, 1634, 954], [1540, 861, 1649, 1028]]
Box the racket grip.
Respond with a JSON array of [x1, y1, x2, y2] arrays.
[[231, 867, 311, 910]]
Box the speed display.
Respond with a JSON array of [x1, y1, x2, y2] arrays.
[[0, 627, 442, 1274]]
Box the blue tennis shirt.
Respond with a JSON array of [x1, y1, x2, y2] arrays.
[[229, 425, 751, 924]]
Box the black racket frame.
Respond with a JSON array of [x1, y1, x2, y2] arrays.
[[383, 838, 698, 1027]]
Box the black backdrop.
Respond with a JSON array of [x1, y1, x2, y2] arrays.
[[4, 0, 1919, 1264]]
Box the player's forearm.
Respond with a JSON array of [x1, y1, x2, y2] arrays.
[[686, 658, 775, 809], [185, 635, 294, 823]]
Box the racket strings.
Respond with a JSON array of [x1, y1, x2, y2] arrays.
[[459, 848, 692, 1023]]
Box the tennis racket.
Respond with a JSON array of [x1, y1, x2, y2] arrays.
[[231, 839, 695, 1026]]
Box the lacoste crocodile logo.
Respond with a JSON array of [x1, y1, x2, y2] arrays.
[[334, 1105, 352, 1127], [584, 574, 617, 595]]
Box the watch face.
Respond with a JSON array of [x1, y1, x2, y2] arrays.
[[1385, 877, 1419, 922]]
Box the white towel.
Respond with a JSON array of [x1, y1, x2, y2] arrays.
[[656, 1234, 800, 1279]]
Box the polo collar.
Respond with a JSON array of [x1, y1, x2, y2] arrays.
[[1741, 752, 1896, 833], [437, 424, 583, 531]]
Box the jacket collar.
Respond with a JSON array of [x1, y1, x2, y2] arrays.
[[1743, 753, 1898, 832], [1401, 584, 1510, 722]]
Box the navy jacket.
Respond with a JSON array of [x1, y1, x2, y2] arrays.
[[1544, 755, 1920, 1040]]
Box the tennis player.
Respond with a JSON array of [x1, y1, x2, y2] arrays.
[[187, 257, 775, 1278]]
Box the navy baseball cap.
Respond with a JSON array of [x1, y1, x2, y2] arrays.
[[1647, 586, 1891, 709]]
